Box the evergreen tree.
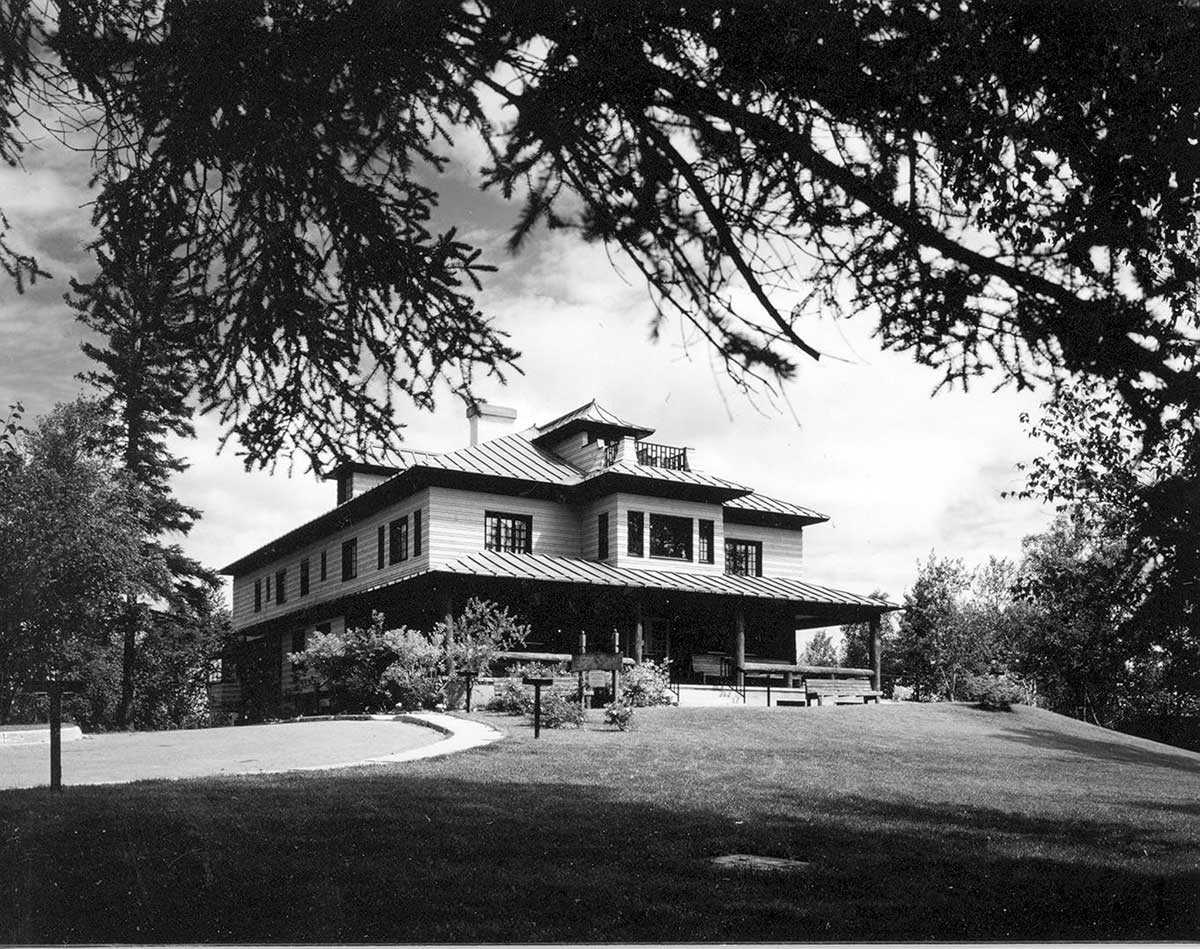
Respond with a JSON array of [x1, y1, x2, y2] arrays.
[[70, 176, 217, 727]]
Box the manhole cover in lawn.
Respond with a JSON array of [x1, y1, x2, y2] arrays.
[[711, 854, 811, 873]]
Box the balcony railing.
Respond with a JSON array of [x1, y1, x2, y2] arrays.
[[602, 439, 690, 470]]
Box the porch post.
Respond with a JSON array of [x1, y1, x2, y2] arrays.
[[869, 614, 882, 692], [734, 604, 746, 687], [634, 599, 644, 663]]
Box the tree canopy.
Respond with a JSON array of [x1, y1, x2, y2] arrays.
[[3, 1, 1200, 470]]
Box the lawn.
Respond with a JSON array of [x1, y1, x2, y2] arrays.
[[1, 703, 1197, 942]]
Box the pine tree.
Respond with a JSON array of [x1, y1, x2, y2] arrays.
[[70, 175, 217, 728]]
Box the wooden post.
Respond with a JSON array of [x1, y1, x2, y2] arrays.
[[611, 627, 620, 702], [869, 614, 882, 693], [49, 684, 62, 791], [634, 600, 644, 663], [734, 605, 746, 689], [533, 683, 543, 738], [578, 629, 587, 711]]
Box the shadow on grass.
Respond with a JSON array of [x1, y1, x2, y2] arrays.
[[996, 722, 1200, 774], [1, 770, 1197, 943]]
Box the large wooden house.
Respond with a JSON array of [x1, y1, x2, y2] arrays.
[[214, 400, 895, 715]]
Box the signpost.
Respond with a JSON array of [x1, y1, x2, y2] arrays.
[[29, 675, 84, 790], [522, 675, 555, 738]]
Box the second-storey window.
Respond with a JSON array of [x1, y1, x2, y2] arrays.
[[485, 511, 533, 553], [377, 525, 386, 570], [389, 516, 409, 564], [341, 538, 358, 581], [299, 558, 310, 596], [650, 513, 693, 561], [698, 519, 715, 564], [598, 512, 609, 560], [265, 574, 272, 603], [627, 510, 644, 557], [254, 579, 262, 612], [275, 568, 287, 604], [725, 539, 763, 577]]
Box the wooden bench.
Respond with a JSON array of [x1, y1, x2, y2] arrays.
[[803, 675, 881, 706], [741, 661, 806, 688]]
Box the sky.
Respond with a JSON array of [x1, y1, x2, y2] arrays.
[[0, 119, 1053, 611]]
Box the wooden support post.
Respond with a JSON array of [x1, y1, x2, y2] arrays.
[[734, 605, 746, 689], [49, 684, 62, 791], [634, 600, 644, 663], [611, 627, 620, 702], [578, 629, 587, 711], [869, 614, 882, 693]]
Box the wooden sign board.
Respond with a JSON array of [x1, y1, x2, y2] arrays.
[[570, 653, 624, 673]]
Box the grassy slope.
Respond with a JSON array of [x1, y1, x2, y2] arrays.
[[1, 703, 1197, 942]]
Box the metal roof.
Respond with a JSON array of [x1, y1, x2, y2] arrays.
[[584, 459, 751, 494], [385, 550, 896, 609], [400, 432, 584, 484], [533, 400, 655, 442], [724, 491, 829, 523]]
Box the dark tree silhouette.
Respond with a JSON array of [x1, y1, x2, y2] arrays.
[[3, 1, 1200, 468]]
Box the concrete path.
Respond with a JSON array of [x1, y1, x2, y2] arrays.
[[0, 717, 481, 789]]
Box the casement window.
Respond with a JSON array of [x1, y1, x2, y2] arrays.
[[413, 509, 423, 556], [319, 550, 327, 581], [649, 513, 693, 561], [698, 519, 715, 564], [341, 538, 358, 581], [291, 629, 306, 654], [485, 511, 533, 554], [627, 510, 644, 557], [598, 512, 609, 560], [265, 574, 272, 603], [377, 524, 386, 570], [299, 558, 310, 596], [725, 539, 763, 577], [389, 516, 409, 564], [275, 568, 287, 604], [254, 579, 262, 612]]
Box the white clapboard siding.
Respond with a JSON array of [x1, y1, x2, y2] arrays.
[[547, 432, 603, 472], [428, 486, 581, 563], [610, 492, 727, 575], [580, 497, 620, 562], [230, 489, 431, 629], [721, 521, 805, 578]]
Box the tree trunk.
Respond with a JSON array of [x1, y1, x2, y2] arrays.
[[114, 597, 138, 728]]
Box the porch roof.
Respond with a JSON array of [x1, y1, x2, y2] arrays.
[[368, 550, 898, 610]]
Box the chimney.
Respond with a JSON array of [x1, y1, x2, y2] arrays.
[[467, 401, 517, 446]]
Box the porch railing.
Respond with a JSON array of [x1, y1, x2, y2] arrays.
[[636, 441, 689, 470]]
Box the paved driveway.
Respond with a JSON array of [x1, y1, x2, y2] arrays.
[[0, 719, 440, 789]]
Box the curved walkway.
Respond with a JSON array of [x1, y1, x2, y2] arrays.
[[0, 714, 501, 789]]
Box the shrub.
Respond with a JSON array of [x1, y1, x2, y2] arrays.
[[488, 678, 533, 715], [962, 673, 1030, 711], [622, 660, 674, 707], [380, 629, 447, 711], [529, 689, 585, 729], [604, 700, 635, 730]]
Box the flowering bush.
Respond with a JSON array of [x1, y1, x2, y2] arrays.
[[961, 673, 1030, 711], [488, 678, 533, 715], [604, 700, 635, 730], [622, 660, 674, 707], [380, 629, 446, 711], [529, 689, 585, 728]]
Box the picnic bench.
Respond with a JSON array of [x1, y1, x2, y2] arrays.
[[803, 672, 880, 706]]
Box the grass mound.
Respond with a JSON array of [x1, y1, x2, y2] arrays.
[[2, 703, 1197, 942]]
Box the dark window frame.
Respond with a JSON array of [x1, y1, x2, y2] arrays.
[[254, 579, 262, 612], [698, 519, 715, 564], [265, 574, 272, 603], [341, 538, 358, 581], [725, 538, 763, 577], [414, 509, 423, 556], [598, 512, 609, 560], [291, 629, 306, 654], [649, 513, 693, 561], [377, 524, 386, 570], [275, 568, 287, 604], [389, 516, 409, 564], [299, 558, 310, 596], [484, 510, 533, 554], [319, 550, 327, 581], [627, 510, 644, 557]]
